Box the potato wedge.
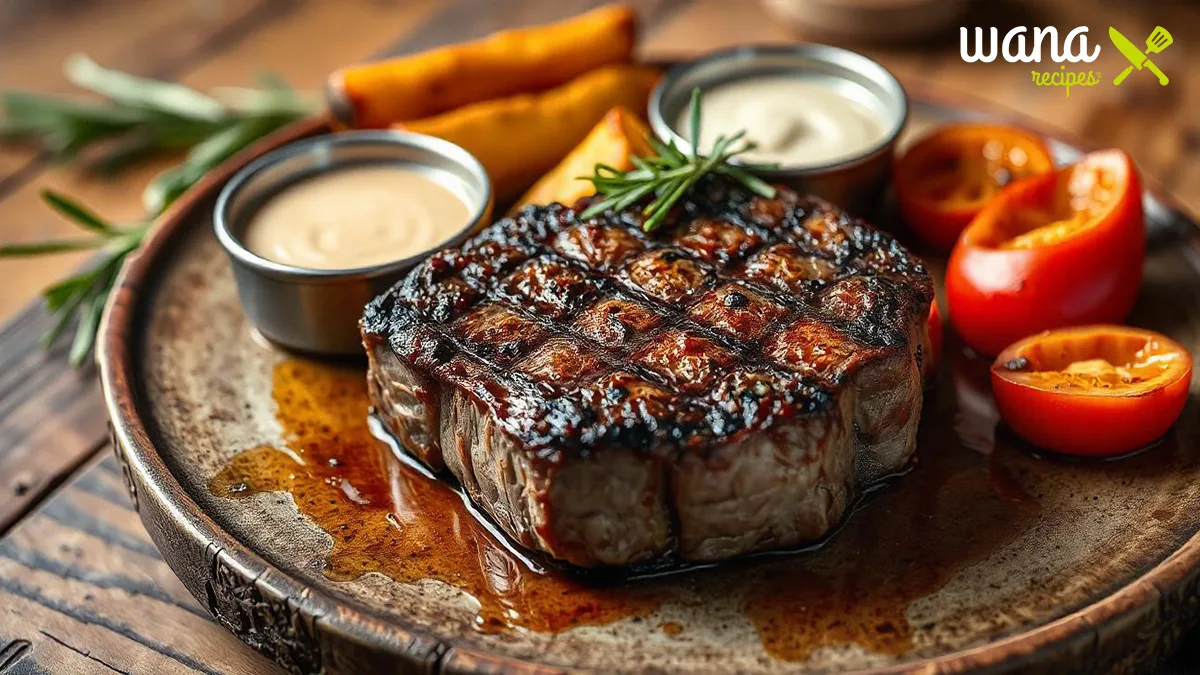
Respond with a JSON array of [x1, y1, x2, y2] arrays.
[[328, 4, 637, 128], [511, 106, 653, 213], [397, 65, 660, 201]]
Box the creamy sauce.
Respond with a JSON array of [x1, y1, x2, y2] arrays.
[[243, 165, 470, 270], [681, 75, 890, 167]]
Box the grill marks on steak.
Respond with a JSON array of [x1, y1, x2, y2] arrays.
[[362, 181, 933, 568]]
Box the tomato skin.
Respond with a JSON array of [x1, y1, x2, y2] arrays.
[[946, 150, 1144, 356], [897, 190, 975, 252], [992, 371, 1189, 456], [990, 326, 1192, 457], [894, 124, 1054, 251]]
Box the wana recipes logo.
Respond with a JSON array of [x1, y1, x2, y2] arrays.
[[959, 24, 1175, 96]]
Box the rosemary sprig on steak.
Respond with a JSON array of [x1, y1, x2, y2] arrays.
[[580, 87, 776, 233]]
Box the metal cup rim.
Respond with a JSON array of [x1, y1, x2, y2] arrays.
[[648, 43, 909, 176], [213, 129, 494, 284]]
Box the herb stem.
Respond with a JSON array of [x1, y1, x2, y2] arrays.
[[580, 87, 776, 232]]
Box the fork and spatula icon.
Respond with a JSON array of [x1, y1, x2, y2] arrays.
[[1110, 26, 1173, 86]]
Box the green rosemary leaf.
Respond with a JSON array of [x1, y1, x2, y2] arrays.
[[188, 116, 269, 166], [255, 71, 293, 92], [609, 181, 659, 212], [212, 85, 316, 117], [143, 115, 284, 214], [1, 90, 150, 130], [628, 155, 654, 173], [84, 130, 160, 174], [642, 200, 674, 233], [41, 189, 118, 234], [41, 289, 88, 348], [68, 291, 107, 367], [582, 87, 772, 235], [0, 238, 106, 256], [687, 87, 702, 159], [0, 118, 42, 139], [645, 174, 685, 214], [646, 135, 686, 164], [65, 54, 227, 122], [719, 129, 747, 147], [43, 272, 94, 310], [714, 164, 777, 198], [708, 133, 738, 161]]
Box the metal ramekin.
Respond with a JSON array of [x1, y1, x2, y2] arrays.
[[214, 130, 493, 356], [649, 44, 908, 216]]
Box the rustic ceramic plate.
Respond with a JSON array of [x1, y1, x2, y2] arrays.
[[99, 83, 1200, 675]]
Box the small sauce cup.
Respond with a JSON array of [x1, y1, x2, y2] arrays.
[[214, 130, 493, 356], [649, 44, 907, 215]]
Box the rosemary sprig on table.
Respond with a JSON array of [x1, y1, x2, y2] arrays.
[[580, 88, 776, 233], [0, 55, 318, 366]]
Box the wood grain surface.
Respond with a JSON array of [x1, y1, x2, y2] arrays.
[[0, 0, 1198, 673], [0, 453, 285, 674]]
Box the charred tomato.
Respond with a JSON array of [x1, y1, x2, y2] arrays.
[[947, 149, 1144, 356], [991, 325, 1192, 457], [894, 124, 1054, 251]]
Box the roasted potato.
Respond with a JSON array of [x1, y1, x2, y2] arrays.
[[328, 4, 637, 128], [512, 106, 653, 213], [397, 65, 660, 201]]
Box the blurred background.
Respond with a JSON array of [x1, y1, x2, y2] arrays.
[[0, 0, 1196, 325]]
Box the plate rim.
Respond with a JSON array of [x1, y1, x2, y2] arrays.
[[97, 79, 1200, 674]]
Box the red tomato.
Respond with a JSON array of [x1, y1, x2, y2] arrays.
[[991, 325, 1192, 457], [946, 149, 1144, 356], [922, 300, 943, 384], [894, 124, 1054, 251]]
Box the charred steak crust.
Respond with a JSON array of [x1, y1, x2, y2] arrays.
[[362, 178, 933, 568]]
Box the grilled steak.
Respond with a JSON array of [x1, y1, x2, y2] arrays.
[[362, 179, 933, 568]]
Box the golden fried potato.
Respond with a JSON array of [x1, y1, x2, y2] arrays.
[[512, 106, 653, 213], [328, 4, 637, 128], [396, 65, 661, 201]]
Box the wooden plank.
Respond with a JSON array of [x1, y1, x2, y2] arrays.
[[0, 454, 283, 674], [0, 304, 108, 535], [641, 0, 793, 56]]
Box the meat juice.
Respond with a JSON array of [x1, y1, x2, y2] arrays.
[[205, 345, 1068, 660], [210, 359, 656, 633]]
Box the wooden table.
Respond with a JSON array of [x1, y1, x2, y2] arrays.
[[1, 1, 1198, 672]]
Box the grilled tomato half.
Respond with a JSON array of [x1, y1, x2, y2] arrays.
[[946, 149, 1144, 356], [894, 124, 1054, 251], [991, 326, 1192, 457]]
